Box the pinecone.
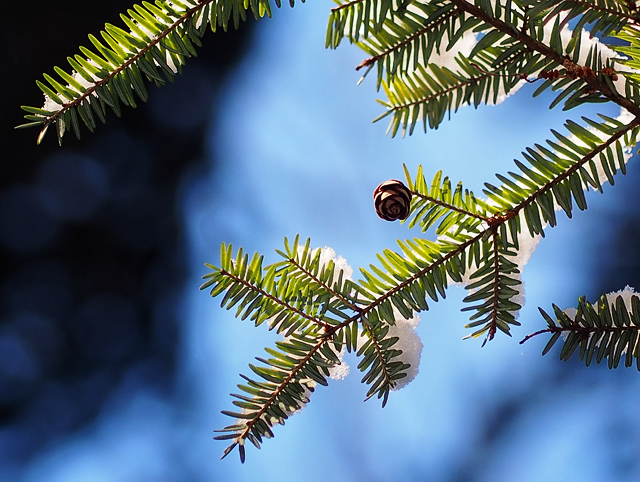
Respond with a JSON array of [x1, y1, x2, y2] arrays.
[[373, 180, 412, 221]]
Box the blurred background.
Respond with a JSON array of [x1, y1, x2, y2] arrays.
[[2, 1, 640, 481]]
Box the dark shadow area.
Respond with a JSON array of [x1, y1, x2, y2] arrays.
[[0, 1, 253, 465]]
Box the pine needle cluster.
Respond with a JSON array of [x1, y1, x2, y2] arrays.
[[19, 0, 640, 462]]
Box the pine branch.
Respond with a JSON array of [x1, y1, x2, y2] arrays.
[[304, 106, 639, 350], [214, 332, 339, 462], [355, 7, 460, 70], [244, 115, 638, 365], [376, 48, 531, 136], [403, 165, 493, 235], [357, 311, 408, 406], [484, 115, 640, 239], [18, 0, 300, 144], [202, 241, 352, 335], [353, 0, 637, 136], [450, 0, 640, 117], [521, 291, 640, 369], [461, 229, 522, 344], [20, 1, 205, 143], [360, 106, 640, 343], [207, 237, 420, 460], [201, 0, 640, 464], [613, 25, 640, 95], [276, 242, 362, 314], [35, 0, 638, 464], [354, 3, 466, 86]]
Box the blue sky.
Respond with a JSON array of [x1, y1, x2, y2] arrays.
[[17, 2, 640, 481]]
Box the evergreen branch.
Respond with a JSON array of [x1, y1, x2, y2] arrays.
[[376, 69, 483, 136], [483, 116, 640, 238], [450, 0, 640, 117], [343, 173, 509, 344], [351, 0, 529, 88], [354, 3, 467, 86], [357, 311, 407, 406], [522, 291, 640, 369], [21, 0, 640, 466], [462, 230, 522, 344], [208, 109, 638, 455], [212, 266, 332, 331], [613, 25, 640, 90], [201, 243, 339, 334], [358, 110, 638, 341], [412, 190, 488, 222], [379, 68, 494, 136], [376, 48, 532, 136], [355, 8, 460, 72], [371, 1, 635, 136], [19, 0, 298, 144], [404, 165, 493, 235], [204, 237, 416, 409], [478, 230, 500, 343], [215, 333, 338, 462], [347, 234, 482, 329], [21, 1, 206, 144], [352, 215, 522, 345]]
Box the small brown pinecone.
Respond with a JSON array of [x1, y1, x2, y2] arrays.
[[373, 179, 412, 221]]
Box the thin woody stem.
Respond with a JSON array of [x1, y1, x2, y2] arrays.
[[519, 328, 555, 344], [331, 0, 366, 13], [412, 190, 491, 222], [520, 321, 640, 344]]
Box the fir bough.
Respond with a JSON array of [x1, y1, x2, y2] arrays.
[[20, 0, 640, 462]]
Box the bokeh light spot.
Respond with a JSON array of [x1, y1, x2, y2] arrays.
[[38, 153, 108, 222], [0, 185, 59, 252], [69, 294, 140, 363]]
